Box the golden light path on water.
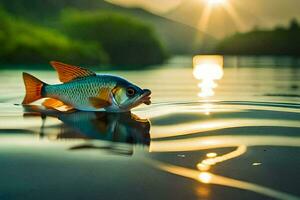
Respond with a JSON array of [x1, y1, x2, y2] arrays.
[[193, 55, 224, 98], [150, 135, 300, 152], [135, 103, 300, 119], [197, 145, 247, 171], [154, 162, 300, 200], [147, 136, 300, 200], [145, 58, 300, 200], [1, 133, 298, 200], [150, 118, 300, 139], [147, 104, 300, 200]]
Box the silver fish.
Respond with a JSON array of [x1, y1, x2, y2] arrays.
[[22, 61, 151, 112]]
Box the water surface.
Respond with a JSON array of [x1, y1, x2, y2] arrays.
[[0, 57, 299, 200]]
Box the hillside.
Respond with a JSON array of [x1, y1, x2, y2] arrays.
[[0, 0, 216, 54], [216, 19, 300, 56], [164, 0, 300, 39]]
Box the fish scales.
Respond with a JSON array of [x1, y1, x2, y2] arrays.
[[22, 61, 151, 112], [45, 76, 114, 106]]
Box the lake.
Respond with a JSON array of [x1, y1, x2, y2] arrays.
[[0, 56, 299, 200]]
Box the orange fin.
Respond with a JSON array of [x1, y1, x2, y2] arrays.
[[42, 98, 65, 108], [42, 98, 74, 112], [89, 97, 111, 109], [50, 61, 96, 83], [98, 88, 112, 102], [90, 88, 113, 108], [22, 73, 45, 104]]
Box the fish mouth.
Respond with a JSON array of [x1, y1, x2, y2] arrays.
[[119, 89, 152, 110], [140, 89, 151, 105]]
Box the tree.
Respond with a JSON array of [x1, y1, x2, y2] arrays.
[[289, 18, 300, 31], [0, 9, 108, 65], [61, 10, 167, 68]]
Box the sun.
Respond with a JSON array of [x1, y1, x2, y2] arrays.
[[207, 0, 226, 5]]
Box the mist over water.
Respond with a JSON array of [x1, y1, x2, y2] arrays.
[[0, 56, 299, 200]]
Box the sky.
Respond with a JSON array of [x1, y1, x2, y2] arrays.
[[106, 0, 300, 38]]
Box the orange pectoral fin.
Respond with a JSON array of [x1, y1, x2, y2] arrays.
[[42, 98, 65, 108], [42, 98, 74, 112], [89, 88, 112, 109], [89, 97, 111, 109], [50, 61, 96, 83]]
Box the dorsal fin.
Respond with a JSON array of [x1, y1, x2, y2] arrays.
[[50, 61, 96, 83]]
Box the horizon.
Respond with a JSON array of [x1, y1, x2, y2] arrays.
[[106, 0, 300, 38]]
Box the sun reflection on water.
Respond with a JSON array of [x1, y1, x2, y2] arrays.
[[206, 152, 217, 158], [197, 145, 247, 172], [150, 140, 300, 200], [199, 172, 212, 183], [193, 55, 224, 98], [147, 103, 300, 200]]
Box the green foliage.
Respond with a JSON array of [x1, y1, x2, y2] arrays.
[[0, 9, 108, 65], [216, 19, 300, 56], [61, 10, 167, 68], [0, 0, 205, 56], [0, 0, 115, 21]]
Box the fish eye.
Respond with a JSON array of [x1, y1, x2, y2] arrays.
[[126, 87, 136, 97]]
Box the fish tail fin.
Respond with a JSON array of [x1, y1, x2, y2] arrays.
[[22, 72, 47, 104]]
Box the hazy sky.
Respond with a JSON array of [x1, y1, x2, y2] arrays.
[[106, 0, 182, 13], [107, 0, 300, 38]]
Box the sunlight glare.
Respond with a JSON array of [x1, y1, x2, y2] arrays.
[[207, 0, 226, 5], [193, 55, 224, 98], [206, 152, 217, 158], [199, 172, 212, 183], [197, 163, 211, 171], [155, 162, 299, 200]]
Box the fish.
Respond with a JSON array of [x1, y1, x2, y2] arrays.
[[22, 61, 151, 112]]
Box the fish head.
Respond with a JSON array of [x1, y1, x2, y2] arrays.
[[112, 81, 151, 111]]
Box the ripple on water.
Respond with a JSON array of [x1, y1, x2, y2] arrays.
[[0, 101, 299, 200]]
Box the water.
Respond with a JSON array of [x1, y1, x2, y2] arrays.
[[0, 56, 299, 200]]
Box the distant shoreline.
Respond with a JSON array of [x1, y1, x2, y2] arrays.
[[1, 55, 300, 70]]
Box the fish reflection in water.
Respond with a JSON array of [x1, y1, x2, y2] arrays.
[[23, 105, 150, 155]]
